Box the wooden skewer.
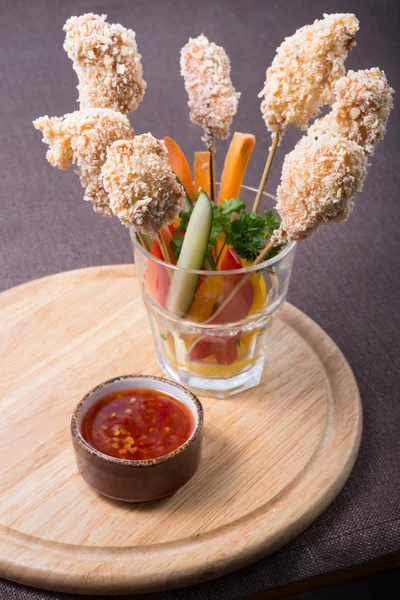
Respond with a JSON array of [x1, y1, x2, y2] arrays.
[[208, 132, 217, 203], [206, 130, 218, 263], [252, 134, 280, 214], [137, 233, 150, 252], [203, 239, 275, 324], [156, 232, 171, 263], [252, 239, 275, 266]]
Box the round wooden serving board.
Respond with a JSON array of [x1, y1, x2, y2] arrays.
[[0, 265, 362, 595]]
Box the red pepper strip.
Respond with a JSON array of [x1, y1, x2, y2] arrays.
[[211, 248, 254, 325], [189, 336, 239, 365], [145, 232, 174, 307]]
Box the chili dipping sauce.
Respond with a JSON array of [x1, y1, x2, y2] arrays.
[[81, 388, 194, 460]]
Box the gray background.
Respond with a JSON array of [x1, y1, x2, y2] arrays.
[[1, 0, 399, 598]]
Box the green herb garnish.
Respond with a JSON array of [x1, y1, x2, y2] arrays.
[[229, 212, 271, 261], [170, 198, 282, 263]]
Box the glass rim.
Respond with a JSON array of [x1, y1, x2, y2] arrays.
[[130, 184, 296, 276]]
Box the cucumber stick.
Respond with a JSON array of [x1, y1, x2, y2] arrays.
[[183, 192, 193, 212], [167, 191, 213, 317]]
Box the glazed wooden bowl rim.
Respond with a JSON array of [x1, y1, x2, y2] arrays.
[[71, 375, 204, 468]]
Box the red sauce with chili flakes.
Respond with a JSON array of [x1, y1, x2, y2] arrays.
[[81, 389, 194, 460]]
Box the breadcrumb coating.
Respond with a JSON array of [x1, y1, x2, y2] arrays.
[[305, 112, 337, 139], [64, 13, 146, 114], [180, 34, 240, 143], [101, 135, 185, 235], [259, 13, 359, 137], [308, 68, 394, 155], [33, 108, 134, 216], [275, 133, 368, 241]]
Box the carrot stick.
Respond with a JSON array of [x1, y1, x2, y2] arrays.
[[194, 151, 211, 196], [164, 136, 195, 200], [218, 132, 255, 204]]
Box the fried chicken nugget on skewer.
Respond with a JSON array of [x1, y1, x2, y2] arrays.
[[208, 132, 369, 322], [253, 13, 359, 215], [64, 13, 146, 114], [308, 68, 394, 155], [274, 69, 393, 242], [181, 34, 240, 201], [260, 13, 359, 137], [180, 34, 240, 144], [101, 135, 185, 237], [275, 134, 368, 242], [33, 108, 134, 216]]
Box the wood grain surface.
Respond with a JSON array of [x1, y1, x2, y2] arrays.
[[0, 265, 362, 595]]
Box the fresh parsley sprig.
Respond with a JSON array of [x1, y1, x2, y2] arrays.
[[170, 198, 282, 264]]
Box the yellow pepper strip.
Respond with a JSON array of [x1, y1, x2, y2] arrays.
[[237, 258, 267, 315], [249, 273, 267, 315], [187, 276, 224, 322], [186, 355, 260, 377], [216, 235, 228, 267], [231, 272, 267, 355]]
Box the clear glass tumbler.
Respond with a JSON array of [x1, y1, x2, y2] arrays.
[[131, 186, 296, 398]]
